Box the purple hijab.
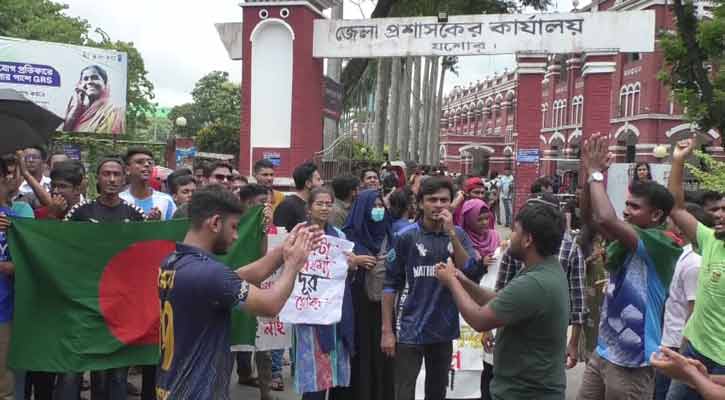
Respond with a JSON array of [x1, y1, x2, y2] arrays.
[[461, 199, 500, 259]]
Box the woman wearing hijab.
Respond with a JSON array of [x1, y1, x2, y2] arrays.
[[453, 177, 496, 229], [461, 199, 501, 261], [342, 190, 395, 400]]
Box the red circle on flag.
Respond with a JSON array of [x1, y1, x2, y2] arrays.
[[99, 240, 176, 345]]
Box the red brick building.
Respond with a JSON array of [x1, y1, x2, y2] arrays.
[[440, 0, 720, 211]]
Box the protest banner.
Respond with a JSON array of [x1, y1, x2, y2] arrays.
[[0, 36, 128, 134], [279, 235, 353, 325]]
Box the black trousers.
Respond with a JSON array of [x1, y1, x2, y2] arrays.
[[394, 342, 453, 400], [480, 361, 494, 400], [24, 372, 55, 400]]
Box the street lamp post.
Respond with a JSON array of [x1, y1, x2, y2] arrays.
[[168, 116, 187, 169]]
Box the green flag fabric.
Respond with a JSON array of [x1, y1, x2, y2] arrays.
[[7, 207, 263, 372]]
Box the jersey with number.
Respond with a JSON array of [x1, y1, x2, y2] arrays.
[[155, 243, 250, 400]]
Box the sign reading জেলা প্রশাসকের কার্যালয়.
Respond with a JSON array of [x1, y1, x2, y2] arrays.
[[312, 11, 655, 58]]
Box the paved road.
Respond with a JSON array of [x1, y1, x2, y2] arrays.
[[158, 224, 585, 400], [226, 362, 586, 399]]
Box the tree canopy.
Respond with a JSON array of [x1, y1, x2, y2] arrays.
[[660, 0, 725, 138], [168, 71, 241, 156]]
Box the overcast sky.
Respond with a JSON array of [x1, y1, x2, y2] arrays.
[[62, 0, 576, 107]]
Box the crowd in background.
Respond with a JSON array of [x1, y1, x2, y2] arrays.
[[0, 135, 724, 400]]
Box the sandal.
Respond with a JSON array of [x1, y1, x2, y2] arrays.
[[270, 376, 284, 391]]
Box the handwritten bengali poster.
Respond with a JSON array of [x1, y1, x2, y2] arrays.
[[279, 235, 354, 325]]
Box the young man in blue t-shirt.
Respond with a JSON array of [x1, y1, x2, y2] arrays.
[[0, 156, 35, 398], [382, 177, 480, 400], [119, 147, 176, 220], [155, 185, 320, 400], [577, 133, 682, 399]]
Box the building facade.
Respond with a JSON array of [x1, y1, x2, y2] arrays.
[[439, 0, 720, 210]]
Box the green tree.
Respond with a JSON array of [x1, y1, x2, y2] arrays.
[[0, 0, 156, 138], [0, 0, 89, 44], [660, 1, 725, 138], [168, 71, 241, 155], [167, 103, 201, 137], [686, 150, 725, 192], [196, 122, 239, 156]]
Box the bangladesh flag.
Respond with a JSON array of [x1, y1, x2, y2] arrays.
[[7, 207, 263, 372]]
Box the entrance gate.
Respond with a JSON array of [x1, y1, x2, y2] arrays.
[[235, 0, 654, 209]]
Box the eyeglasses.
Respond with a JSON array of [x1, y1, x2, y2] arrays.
[[134, 158, 154, 166], [213, 174, 233, 182]]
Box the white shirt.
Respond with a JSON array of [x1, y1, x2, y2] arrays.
[[481, 247, 502, 365], [661, 244, 700, 348], [19, 176, 51, 195], [119, 188, 177, 221]]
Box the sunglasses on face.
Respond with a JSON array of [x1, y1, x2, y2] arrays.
[[213, 174, 233, 182]]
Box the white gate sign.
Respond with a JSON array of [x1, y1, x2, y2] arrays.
[[313, 11, 655, 58], [279, 235, 353, 325]]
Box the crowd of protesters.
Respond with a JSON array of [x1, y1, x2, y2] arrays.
[[0, 134, 724, 400]]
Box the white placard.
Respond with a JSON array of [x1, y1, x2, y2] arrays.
[[279, 235, 353, 325], [255, 266, 292, 351], [0, 36, 128, 134], [313, 11, 655, 58], [606, 163, 671, 219]]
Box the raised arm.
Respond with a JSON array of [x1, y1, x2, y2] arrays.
[[15, 151, 51, 207], [241, 226, 315, 317], [668, 138, 700, 243], [440, 209, 472, 271], [583, 134, 639, 251], [236, 224, 322, 286]]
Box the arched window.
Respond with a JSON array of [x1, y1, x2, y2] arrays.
[[631, 83, 641, 116], [571, 96, 584, 126], [619, 86, 629, 117]]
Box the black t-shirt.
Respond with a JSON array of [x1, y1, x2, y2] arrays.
[[272, 195, 306, 232], [64, 199, 146, 222]]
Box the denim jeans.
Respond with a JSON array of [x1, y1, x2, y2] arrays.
[[666, 343, 725, 400], [270, 350, 284, 378], [54, 368, 128, 400], [655, 347, 679, 400], [502, 198, 513, 226]]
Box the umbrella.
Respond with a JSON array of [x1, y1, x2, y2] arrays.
[[0, 89, 63, 155]]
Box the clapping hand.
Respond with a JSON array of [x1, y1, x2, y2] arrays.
[[582, 133, 613, 175], [262, 203, 273, 229], [282, 225, 316, 272], [434, 257, 458, 287], [651, 346, 708, 385], [47, 195, 68, 219], [147, 207, 162, 220]]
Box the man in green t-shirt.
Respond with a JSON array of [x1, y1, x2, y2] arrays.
[[436, 201, 569, 400], [666, 137, 725, 400]]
